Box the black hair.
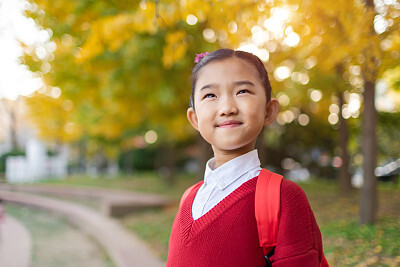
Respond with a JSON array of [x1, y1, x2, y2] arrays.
[[190, 48, 272, 109]]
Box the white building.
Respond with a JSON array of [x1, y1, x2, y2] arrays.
[[5, 138, 68, 183]]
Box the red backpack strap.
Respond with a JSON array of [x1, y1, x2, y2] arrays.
[[255, 168, 283, 258], [256, 169, 330, 266]]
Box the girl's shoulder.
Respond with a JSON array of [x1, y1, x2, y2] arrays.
[[179, 181, 204, 207], [281, 179, 308, 194], [280, 179, 312, 211]]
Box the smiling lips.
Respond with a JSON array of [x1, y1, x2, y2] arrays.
[[217, 120, 243, 128]]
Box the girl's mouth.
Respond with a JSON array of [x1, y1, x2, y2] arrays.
[[217, 120, 243, 128]]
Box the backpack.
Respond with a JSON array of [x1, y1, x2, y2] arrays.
[[180, 168, 329, 266], [257, 168, 329, 267]]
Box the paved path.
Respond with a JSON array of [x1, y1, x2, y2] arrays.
[[0, 215, 32, 267], [0, 190, 165, 267], [0, 184, 174, 217]]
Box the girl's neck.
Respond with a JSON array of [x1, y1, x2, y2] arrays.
[[212, 144, 255, 168]]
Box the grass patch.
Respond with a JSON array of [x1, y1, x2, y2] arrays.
[[321, 217, 400, 266], [37, 171, 198, 200], [121, 207, 178, 261], [299, 180, 400, 266]]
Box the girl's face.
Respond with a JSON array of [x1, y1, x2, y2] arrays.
[[187, 57, 279, 163]]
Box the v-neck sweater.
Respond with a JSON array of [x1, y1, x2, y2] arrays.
[[167, 176, 325, 267], [192, 150, 261, 220]]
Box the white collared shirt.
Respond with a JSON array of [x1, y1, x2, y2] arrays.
[[192, 150, 262, 220]]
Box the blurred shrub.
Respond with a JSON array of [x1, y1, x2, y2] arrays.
[[0, 149, 25, 173]]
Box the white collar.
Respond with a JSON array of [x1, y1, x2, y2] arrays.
[[204, 150, 261, 190]]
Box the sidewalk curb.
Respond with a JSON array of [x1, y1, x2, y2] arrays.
[[0, 184, 175, 218]]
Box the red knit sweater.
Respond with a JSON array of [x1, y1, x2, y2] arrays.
[[167, 176, 325, 266]]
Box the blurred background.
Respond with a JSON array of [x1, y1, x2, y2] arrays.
[[0, 0, 399, 266]]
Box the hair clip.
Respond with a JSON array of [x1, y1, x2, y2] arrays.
[[194, 52, 210, 63]]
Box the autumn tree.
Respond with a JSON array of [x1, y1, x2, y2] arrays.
[[0, 97, 25, 150], [282, 0, 400, 224], [23, 0, 399, 220], [22, 0, 276, 177]]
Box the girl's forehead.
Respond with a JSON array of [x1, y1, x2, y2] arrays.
[[195, 57, 260, 87]]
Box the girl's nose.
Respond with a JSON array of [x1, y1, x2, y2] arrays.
[[219, 96, 238, 116]]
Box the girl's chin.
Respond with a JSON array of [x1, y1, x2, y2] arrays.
[[212, 144, 255, 153]]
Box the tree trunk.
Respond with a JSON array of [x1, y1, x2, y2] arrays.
[[164, 142, 176, 185], [338, 91, 352, 195], [197, 134, 213, 180], [359, 0, 378, 225], [78, 139, 87, 173], [123, 150, 134, 174], [1, 98, 19, 150], [9, 107, 18, 150], [157, 142, 176, 185], [359, 79, 378, 224]]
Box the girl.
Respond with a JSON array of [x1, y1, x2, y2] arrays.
[[167, 49, 327, 266]]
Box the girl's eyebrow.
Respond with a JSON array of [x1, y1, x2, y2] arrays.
[[200, 80, 255, 91], [200, 83, 218, 91], [233, 80, 255, 87]]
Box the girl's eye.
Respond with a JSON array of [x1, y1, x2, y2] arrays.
[[237, 89, 249, 95], [204, 93, 216, 99]]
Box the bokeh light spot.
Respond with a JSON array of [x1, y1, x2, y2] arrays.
[[186, 14, 198, 25], [144, 130, 158, 144]]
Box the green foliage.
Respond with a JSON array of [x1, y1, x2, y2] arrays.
[[20, 0, 400, 175], [118, 148, 156, 171], [377, 112, 400, 162], [385, 65, 400, 91], [24, 0, 216, 147], [0, 149, 25, 173]]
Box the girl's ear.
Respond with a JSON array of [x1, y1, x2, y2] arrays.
[[187, 107, 199, 131], [263, 98, 280, 126]]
